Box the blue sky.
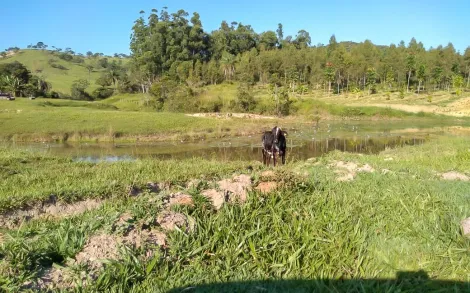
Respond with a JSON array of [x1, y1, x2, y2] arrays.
[[2, 0, 469, 55]]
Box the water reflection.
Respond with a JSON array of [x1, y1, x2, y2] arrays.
[[5, 135, 426, 163]]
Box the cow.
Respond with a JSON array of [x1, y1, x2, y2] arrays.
[[262, 126, 287, 166]]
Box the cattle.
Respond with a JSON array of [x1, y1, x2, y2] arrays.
[[262, 126, 287, 166]]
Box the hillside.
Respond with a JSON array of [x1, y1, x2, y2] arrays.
[[0, 50, 129, 94]]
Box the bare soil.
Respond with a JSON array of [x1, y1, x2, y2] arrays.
[[0, 199, 102, 229]]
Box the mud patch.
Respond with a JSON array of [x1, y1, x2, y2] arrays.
[[440, 171, 469, 181], [0, 199, 103, 229], [255, 182, 278, 193]]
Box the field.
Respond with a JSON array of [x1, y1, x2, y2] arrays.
[[0, 136, 469, 292], [0, 50, 126, 94]]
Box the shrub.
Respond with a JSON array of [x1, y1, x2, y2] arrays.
[[427, 95, 432, 103], [399, 88, 405, 99], [70, 79, 91, 100], [92, 88, 114, 100]]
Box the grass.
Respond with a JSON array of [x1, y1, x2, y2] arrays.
[[0, 98, 278, 142], [0, 136, 469, 292], [0, 50, 124, 95], [3, 96, 459, 143]]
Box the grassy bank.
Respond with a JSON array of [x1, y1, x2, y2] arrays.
[[1, 96, 463, 143], [0, 136, 469, 291]]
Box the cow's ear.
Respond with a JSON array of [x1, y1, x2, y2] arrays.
[[283, 131, 288, 136]]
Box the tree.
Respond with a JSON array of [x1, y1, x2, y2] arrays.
[[366, 67, 377, 94], [453, 74, 464, 95], [464, 47, 470, 88], [276, 23, 284, 49], [259, 31, 278, 50], [96, 72, 113, 87], [71, 79, 90, 100], [432, 66, 443, 90], [416, 64, 426, 94], [221, 51, 236, 81], [85, 65, 94, 79], [86, 51, 93, 57], [406, 53, 416, 93], [294, 30, 311, 49], [324, 62, 335, 95], [1, 75, 22, 97]]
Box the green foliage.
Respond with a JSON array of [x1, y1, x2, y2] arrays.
[[92, 87, 114, 99], [399, 88, 405, 99], [70, 79, 91, 100], [96, 72, 113, 87], [232, 83, 257, 112]]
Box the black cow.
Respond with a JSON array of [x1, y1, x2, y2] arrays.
[[262, 126, 287, 166]]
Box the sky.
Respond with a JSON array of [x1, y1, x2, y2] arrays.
[[2, 0, 469, 55]]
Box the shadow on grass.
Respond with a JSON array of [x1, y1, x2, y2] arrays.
[[167, 270, 469, 293]]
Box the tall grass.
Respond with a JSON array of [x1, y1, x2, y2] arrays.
[[0, 137, 469, 292]]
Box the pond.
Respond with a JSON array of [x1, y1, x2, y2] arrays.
[[4, 121, 446, 162]]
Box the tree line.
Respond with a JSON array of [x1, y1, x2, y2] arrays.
[[129, 7, 470, 96]]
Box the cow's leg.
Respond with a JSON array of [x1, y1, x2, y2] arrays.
[[273, 152, 277, 167], [262, 149, 267, 165], [281, 153, 286, 164]]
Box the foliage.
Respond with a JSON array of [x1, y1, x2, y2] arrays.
[[92, 87, 114, 99], [232, 83, 257, 112], [70, 79, 91, 100]]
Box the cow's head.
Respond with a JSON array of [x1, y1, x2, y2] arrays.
[[272, 126, 282, 145]]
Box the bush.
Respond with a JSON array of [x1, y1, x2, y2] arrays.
[[232, 84, 257, 112], [199, 97, 223, 113], [70, 79, 91, 100], [399, 88, 405, 99], [92, 88, 114, 100], [57, 53, 73, 62], [427, 95, 432, 103]]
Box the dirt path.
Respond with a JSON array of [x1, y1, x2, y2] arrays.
[[352, 98, 470, 117]]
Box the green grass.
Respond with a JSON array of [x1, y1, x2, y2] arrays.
[[0, 136, 469, 292], [0, 50, 122, 94], [0, 98, 275, 142]]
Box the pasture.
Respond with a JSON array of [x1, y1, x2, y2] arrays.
[[0, 135, 469, 292]]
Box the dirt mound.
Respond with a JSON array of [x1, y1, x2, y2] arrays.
[[255, 182, 278, 193], [260, 170, 276, 179], [123, 229, 167, 249], [441, 171, 469, 181], [167, 193, 194, 207], [201, 189, 225, 210], [0, 199, 102, 229], [330, 160, 375, 182], [156, 211, 192, 232], [32, 266, 83, 291], [217, 174, 252, 203], [75, 234, 120, 269]]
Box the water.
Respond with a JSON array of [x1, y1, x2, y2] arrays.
[[4, 121, 439, 162]]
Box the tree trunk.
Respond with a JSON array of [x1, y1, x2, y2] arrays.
[[328, 81, 331, 96], [347, 74, 350, 93], [467, 67, 470, 88], [407, 70, 411, 93], [418, 80, 421, 94]]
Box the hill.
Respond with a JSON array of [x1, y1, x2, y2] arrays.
[[0, 49, 129, 95]]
